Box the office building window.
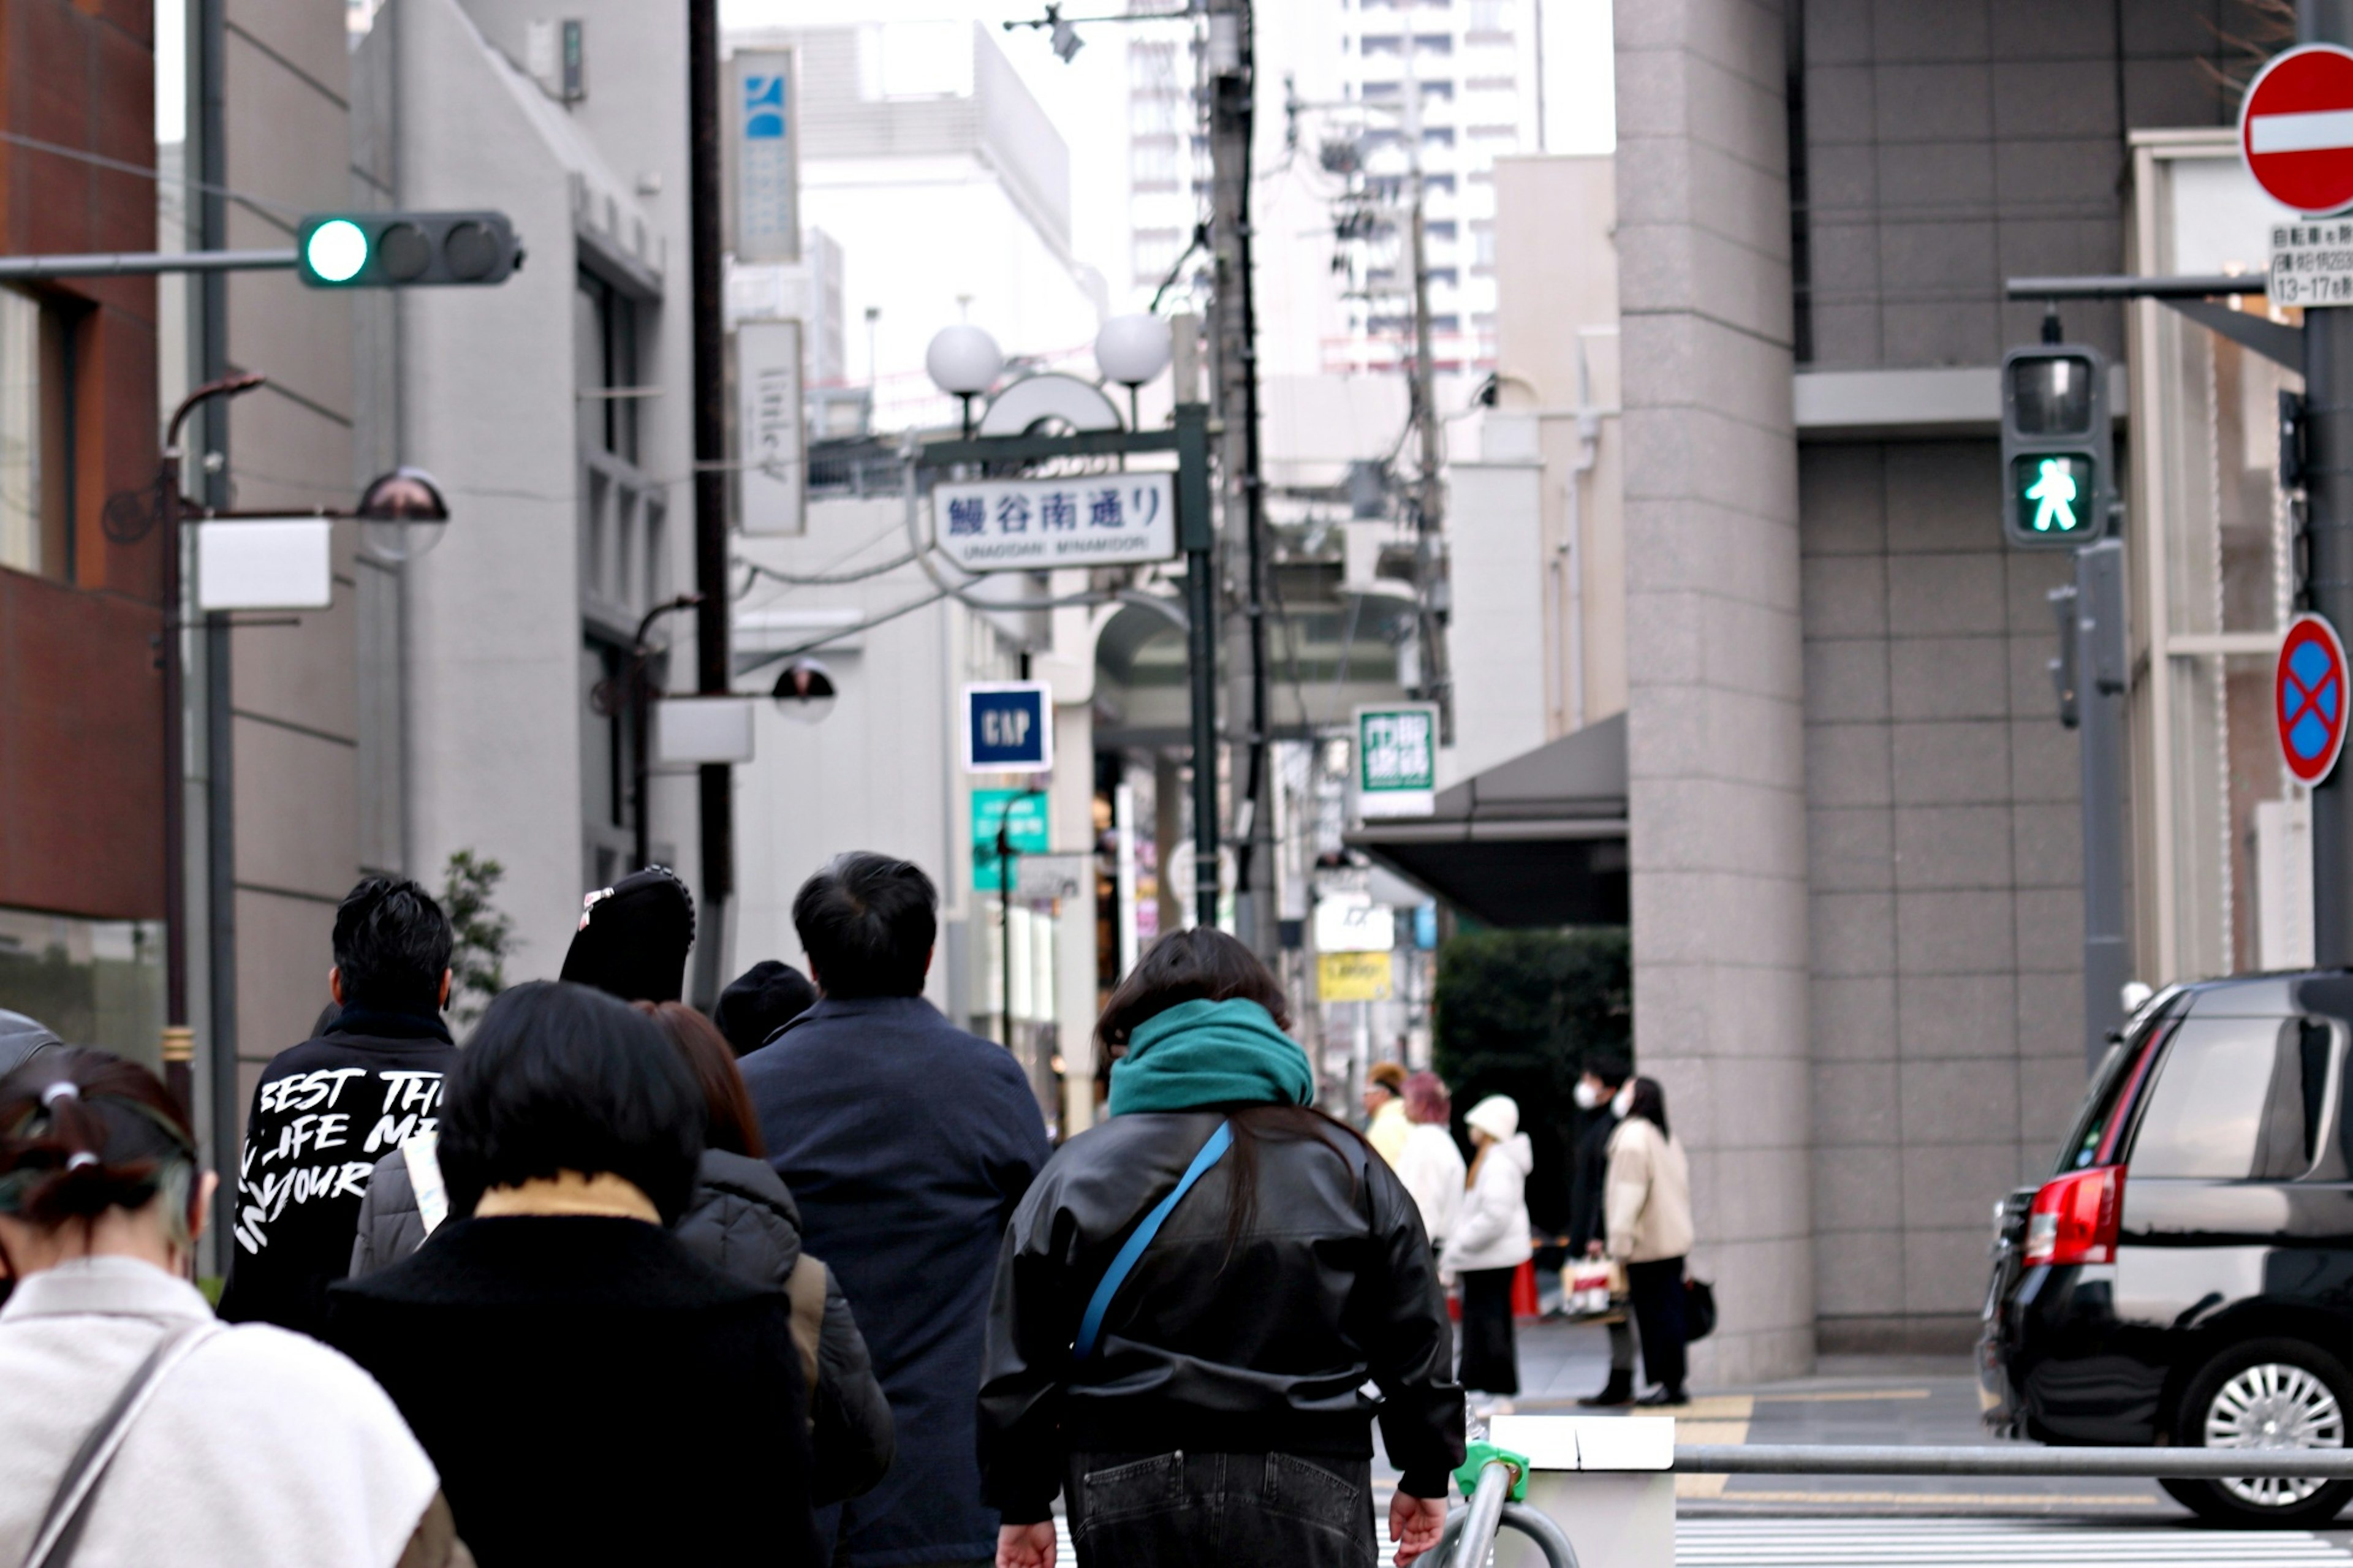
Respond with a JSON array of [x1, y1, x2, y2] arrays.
[[1132, 135, 1181, 191], [0, 288, 77, 583], [1135, 226, 1187, 286], [576, 270, 640, 464]]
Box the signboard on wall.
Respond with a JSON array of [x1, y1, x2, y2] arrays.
[[734, 318, 805, 535], [726, 50, 799, 263]]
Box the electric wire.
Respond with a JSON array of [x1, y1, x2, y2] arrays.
[[0, 128, 308, 219]]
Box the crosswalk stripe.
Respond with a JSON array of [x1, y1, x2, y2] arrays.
[[1678, 1520, 2353, 1566]]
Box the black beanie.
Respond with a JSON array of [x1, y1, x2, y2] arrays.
[[559, 867, 696, 1004], [712, 960, 818, 1057]]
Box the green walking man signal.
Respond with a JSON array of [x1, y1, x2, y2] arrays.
[[2001, 344, 2111, 548], [297, 212, 523, 288]]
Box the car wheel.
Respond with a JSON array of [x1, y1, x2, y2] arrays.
[[2161, 1338, 2353, 1527]]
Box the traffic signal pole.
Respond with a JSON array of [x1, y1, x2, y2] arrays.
[[2074, 541, 2132, 1067], [688, 0, 736, 1007], [2303, 0, 2353, 963]]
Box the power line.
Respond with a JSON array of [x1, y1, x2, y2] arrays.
[[0, 128, 308, 219]]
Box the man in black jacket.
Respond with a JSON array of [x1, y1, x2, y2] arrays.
[[741, 853, 1051, 1567], [1567, 1053, 1636, 1406], [219, 876, 459, 1337]]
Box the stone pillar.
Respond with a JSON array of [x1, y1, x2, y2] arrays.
[[1615, 0, 1814, 1382]]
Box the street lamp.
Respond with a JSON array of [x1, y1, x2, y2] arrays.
[[587, 593, 705, 872], [355, 465, 451, 563], [926, 324, 1003, 438], [771, 657, 837, 724], [1093, 312, 1172, 431]]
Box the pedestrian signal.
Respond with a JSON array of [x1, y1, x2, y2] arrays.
[[296, 212, 523, 288], [2001, 346, 2111, 549]]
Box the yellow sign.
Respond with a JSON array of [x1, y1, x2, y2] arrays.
[[1317, 950, 1393, 1003]]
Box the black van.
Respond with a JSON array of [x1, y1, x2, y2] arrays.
[[1980, 971, 2353, 1524]]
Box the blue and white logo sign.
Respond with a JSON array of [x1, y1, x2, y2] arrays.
[[964, 681, 1053, 773], [728, 51, 798, 263]]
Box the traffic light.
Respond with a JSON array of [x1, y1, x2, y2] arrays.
[[2001, 344, 2112, 548], [296, 212, 523, 288]]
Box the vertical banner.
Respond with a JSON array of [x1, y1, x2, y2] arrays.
[[734, 319, 805, 536], [727, 49, 799, 263]]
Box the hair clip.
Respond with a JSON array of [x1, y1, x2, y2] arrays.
[[40, 1082, 80, 1107], [66, 1151, 98, 1169]]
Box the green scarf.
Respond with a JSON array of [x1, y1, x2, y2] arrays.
[[1108, 997, 1315, 1115]]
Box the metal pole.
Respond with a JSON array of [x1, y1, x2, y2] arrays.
[[687, 0, 735, 1008], [0, 249, 296, 281], [1675, 1441, 2353, 1479], [1001, 818, 1017, 1050], [1178, 403, 1220, 927], [2077, 540, 2131, 1064], [2304, 2, 2353, 968], [1402, 48, 1451, 745], [197, 0, 240, 1263], [158, 453, 191, 1116]]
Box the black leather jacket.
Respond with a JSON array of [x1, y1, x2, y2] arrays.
[[978, 1108, 1464, 1523]]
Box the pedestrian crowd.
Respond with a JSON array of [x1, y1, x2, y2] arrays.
[[0, 849, 1697, 1566]]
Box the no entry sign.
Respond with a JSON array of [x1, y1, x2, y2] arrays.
[[2242, 44, 2353, 214], [2279, 613, 2351, 787]]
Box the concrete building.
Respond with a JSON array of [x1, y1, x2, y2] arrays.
[[351, 0, 701, 979]]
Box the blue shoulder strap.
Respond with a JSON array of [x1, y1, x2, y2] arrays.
[[1072, 1120, 1233, 1360]]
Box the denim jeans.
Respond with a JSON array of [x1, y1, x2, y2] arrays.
[[1064, 1450, 1376, 1568]]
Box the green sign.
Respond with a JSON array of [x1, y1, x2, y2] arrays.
[[2012, 453, 2094, 539], [972, 789, 1051, 890], [1355, 704, 1438, 819]]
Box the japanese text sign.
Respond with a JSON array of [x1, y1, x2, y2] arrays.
[[934, 473, 1176, 572]]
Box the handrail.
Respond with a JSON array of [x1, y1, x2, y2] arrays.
[[1674, 1443, 2353, 1479], [1437, 1498, 1579, 1568]]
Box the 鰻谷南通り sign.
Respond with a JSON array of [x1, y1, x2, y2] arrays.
[[934, 474, 1176, 572], [1355, 704, 1438, 819]]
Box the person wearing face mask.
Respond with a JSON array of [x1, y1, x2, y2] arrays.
[[1605, 1076, 1695, 1407], [1567, 1056, 1636, 1406]]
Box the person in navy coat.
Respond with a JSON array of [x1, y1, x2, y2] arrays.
[[741, 852, 1051, 1567]]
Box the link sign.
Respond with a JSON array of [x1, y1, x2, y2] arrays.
[[934, 473, 1176, 572]]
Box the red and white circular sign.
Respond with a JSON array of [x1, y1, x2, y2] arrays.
[[2243, 44, 2353, 214], [2278, 612, 2351, 787]]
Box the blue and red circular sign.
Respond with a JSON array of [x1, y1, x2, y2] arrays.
[[2279, 613, 2351, 786], [2241, 44, 2353, 215]]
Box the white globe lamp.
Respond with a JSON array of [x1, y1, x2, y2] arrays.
[[1096, 314, 1172, 430], [926, 324, 1004, 435]]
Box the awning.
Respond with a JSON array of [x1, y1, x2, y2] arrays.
[[1344, 713, 1628, 928]]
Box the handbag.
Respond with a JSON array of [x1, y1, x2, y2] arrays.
[[20, 1319, 219, 1568], [1072, 1120, 1231, 1358], [1683, 1274, 1718, 1343]]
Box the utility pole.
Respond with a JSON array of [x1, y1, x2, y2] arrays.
[[1206, 0, 1272, 950], [2300, 2, 2353, 967], [688, 0, 735, 1004], [1401, 42, 1451, 744]]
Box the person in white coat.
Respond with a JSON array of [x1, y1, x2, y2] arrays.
[[1395, 1072, 1465, 1260], [1605, 1075, 1695, 1407], [0, 1045, 463, 1568], [1447, 1094, 1533, 1411]]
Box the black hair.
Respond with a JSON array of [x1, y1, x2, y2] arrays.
[[0, 1047, 200, 1263], [333, 876, 454, 1013], [1627, 1075, 1670, 1138], [712, 960, 818, 1056], [435, 982, 705, 1224], [1096, 927, 1292, 1055], [1585, 1053, 1632, 1092], [791, 854, 937, 999]]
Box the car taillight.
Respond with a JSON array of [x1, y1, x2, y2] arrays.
[[2023, 1165, 2123, 1267]]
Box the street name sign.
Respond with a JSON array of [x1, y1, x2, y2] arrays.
[[1354, 704, 1439, 818], [964, 681, 1053, 772], [934, 473, 1176, 572], [2243, 44, 2353, 216], [2279, 612, 2351, 787]]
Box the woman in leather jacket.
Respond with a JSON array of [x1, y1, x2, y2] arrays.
[[980, 931, 1464, 1568]]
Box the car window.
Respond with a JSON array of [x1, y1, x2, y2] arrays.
[[2129, 1017, 2330, 1180], [2058, 1007, 2173, 1173]]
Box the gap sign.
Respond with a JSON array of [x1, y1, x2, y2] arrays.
[[2279, 613, 2351, 787], [964, 681, 1053, 773]]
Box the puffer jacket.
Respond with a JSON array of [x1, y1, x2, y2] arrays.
[[1446, 1131, 1534, 1274], [350, 1144, 894, 1504], [977, 1108, 1464, 1525], [1605, 1115, 1694, 1263]]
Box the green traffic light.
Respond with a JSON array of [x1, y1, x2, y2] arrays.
[[305, 219, 369, 284], [2012, 453, 2094, 536]]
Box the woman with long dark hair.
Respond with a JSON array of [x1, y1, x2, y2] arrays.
[[1604, 1075, 1694, 1407], [980, 930, 1463, 1568]]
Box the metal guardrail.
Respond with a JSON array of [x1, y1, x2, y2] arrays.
[[1674, 1443, 2353, 1479], [1442, 1458, 1580, 1568]]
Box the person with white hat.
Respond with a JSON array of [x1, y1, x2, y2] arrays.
[[1446, 1093, 1533, 1415]]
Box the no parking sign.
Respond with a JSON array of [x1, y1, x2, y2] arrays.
[[2278, 613, 2351, 787]]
